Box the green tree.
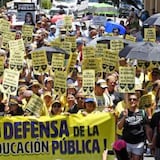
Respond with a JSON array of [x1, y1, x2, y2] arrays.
[[1, 0, 12, 7], [41, 0, 52, 9]]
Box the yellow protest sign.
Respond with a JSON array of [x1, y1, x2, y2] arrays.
[[103, 49, 118, 73], [9, 39, 25, 71], [82, 58, 102, 74], [64, 15, 72, 30], [110, 40, 124, 52], [50, 39, 61, 48], [22, 25, 34, 44], [54, 71, 67, 96], [0, 18, 10, 33], [144, 28, 156, 42], [151, 61, 160, 69], [51, 54, 65, 72], [61, 41, 72, 54], [82, 69, 95, 96], [31, 50, 48, 74], [139, 94, 152, 109], [25, 93, 43, 115], [65, 36, 76, 51], [95, 43, 108, 57], [66, 52, 78, 73], [9, 39, 25, 52], [119, 66, 135, 93], [0, 56, 4, 77], [2, 31, 16, 49], [137, 60, 151, 70], [125, 34, 136, 42], [0, 113, 115, 160], [0, 35, 2, 48], [83, 46, 95, 59], [2, 69, 19, 96]]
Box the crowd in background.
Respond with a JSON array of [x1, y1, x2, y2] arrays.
[[0, 5, 160, 160]]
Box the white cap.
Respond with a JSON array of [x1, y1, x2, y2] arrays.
[[96, 79, 108, 88], [50, 25, 56, 29]]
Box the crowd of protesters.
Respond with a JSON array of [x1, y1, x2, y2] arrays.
[[1, 5, 160, 160]]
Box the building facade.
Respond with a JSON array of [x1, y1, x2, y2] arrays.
[[144, 0, 160, 15]]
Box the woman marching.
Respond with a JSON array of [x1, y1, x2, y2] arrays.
[[117, 93, 151, 160]]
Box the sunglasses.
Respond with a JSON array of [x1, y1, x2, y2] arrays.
[[76, 97, 84, 100], [129, 98, 137, 101]]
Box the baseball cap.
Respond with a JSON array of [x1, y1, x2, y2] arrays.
[[23, 90, 33, 97], [113, 140, 126, 151], [44, 77, 53, 84], [52, 100, 61, 107], [85, 98, 95, 103], [43, 91, 52, 98], [96, 79, 108, 88], [50, 25, 56, 29], [9, 98, 19, 106], [29, 80, 42, 88]]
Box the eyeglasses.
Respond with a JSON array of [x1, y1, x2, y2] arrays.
[[129, 98, 137, 101]]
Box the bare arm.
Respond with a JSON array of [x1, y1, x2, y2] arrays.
[[117, 109, 128, 130]]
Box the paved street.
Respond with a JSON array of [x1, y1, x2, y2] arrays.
[[144, 156, 154, 160]]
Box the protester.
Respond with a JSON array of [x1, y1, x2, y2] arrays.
[[76, 38, 84, 62], [0, 5, 160, 159], [43, 76, 54, 94], [150, 101, 160, 160], [50, 100, 63, 115], [43, 91, 53, 113], [22, 90, 33, 111], [94, 79, 112, 108], [29, 79, 42, 96], [98, 26, 105, 37], [112, 28, 120, 36], [126, 8, 139, 29], [75, 91, 85, 109], [144, 68, 160, 92], [78, 97, 98, 116], [0, 92, 5, 115], [47, 24, 58, 42], [113, 139, 129, 160], [15, 30, 22, 40], [106, 74, 123, 108], [102, 139, 129, 160], [66, 93, 79, 114], [7, 98, 24, 116], [144, 80, 160, 119], [118, 93, 150, 160]]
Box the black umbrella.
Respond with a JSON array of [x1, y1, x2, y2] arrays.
[[87, 36, 133, 48], [120, 42, 160, 61], [119, 42, 143, 58], [144, 13, 160, 26], [33, 46, 69, 64]]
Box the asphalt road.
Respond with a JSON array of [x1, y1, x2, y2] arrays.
[[144, 156, 154, 160]]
